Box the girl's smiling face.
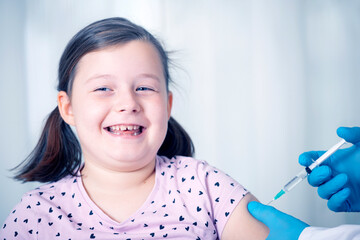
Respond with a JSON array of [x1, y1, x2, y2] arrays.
[[58, 40, 172, 172]]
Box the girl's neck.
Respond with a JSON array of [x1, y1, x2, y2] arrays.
[[80, 158, 156, 193], [80, 158, 157, 223]]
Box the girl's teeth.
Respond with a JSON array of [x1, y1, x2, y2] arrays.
[[107, 125, 143, 136], [109, 125, 141, 131]]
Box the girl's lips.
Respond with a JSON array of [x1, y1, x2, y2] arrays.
[[104, 124, 145, 136]]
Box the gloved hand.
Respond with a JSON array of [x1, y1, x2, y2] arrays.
[[299, 126, 360, 212], [248, 201, 309, 240]]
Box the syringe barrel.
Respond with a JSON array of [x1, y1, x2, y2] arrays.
[[308, 139, 346, 171], [270, 139, 346, 204], [283, 169, 308, 192]]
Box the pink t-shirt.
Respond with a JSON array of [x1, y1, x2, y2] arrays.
[[0, 156, 248, 239]]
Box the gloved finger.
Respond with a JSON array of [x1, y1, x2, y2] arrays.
[[299, 151, 325, 167], [317, 173, 348, 199], [307, 166, 332, 187], [248, 201, 309, 240], [337, 127, 360, 146], [248, 201, 282, 228], [327, 188, 351, 212]]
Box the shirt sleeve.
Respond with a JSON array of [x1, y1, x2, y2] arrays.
[[0, 194, 38, 240], [197, 160, 249, 237], [299, 225, 360, 240]]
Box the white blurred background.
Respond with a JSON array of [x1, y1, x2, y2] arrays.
[[1, 0, 359, 227]]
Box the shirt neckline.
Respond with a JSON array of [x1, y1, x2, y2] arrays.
[[75, 156, 161, 227]]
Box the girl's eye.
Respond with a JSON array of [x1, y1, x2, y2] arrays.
[[136, 87, 154, 91], [94, 87, 112, 92]]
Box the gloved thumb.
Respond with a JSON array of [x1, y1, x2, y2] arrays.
[[248, 201, 309, 240], [337, 127, 360, 145], [248, 201, 279, 227]]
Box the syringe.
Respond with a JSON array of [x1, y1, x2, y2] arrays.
[[267, 139, 347, 205]]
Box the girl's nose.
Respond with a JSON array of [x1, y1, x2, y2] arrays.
[[114, 91, 141, 113]]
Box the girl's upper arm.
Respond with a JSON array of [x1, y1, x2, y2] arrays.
[[221, 193, 269, 240]]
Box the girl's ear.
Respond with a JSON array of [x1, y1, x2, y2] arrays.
[[167, 91, 173, 120], [58, 91, 75, 126]]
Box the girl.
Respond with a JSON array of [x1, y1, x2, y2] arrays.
[[0, 17, 268, 239]]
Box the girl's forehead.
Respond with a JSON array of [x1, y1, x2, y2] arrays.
[[79, 41, 162, 66], [75, 41, 164, 80]]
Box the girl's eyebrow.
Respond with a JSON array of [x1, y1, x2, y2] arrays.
[[85, 73, 161, 83], [85, 74, 114, 83], [135, 73, 161, 82]]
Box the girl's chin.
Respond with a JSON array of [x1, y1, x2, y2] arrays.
[[108, 152, 157, 164], [107, 158, 156, 172]]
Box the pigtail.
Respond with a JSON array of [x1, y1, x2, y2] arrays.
[[158, 116, 195, 158], [14, 107, 81, 183]]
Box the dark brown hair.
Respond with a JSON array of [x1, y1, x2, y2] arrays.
[[14, 17, 194, 183]]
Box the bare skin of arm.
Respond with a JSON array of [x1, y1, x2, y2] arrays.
[[221, 193, 269, 239]]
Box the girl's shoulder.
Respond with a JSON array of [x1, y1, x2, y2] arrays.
[[24, 174, 79, 200], [157, 155, 212, 170], [7, 174, 79, 217], [0, 174, 80, 238], [157, 155, 234, 180], [5, 174, 78, 216], [155, 155, 249, 237], [156, 155, 247, 196]]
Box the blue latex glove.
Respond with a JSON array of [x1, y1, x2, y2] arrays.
[[248, 201, 309, 240], [299, 126, 360, 212]]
